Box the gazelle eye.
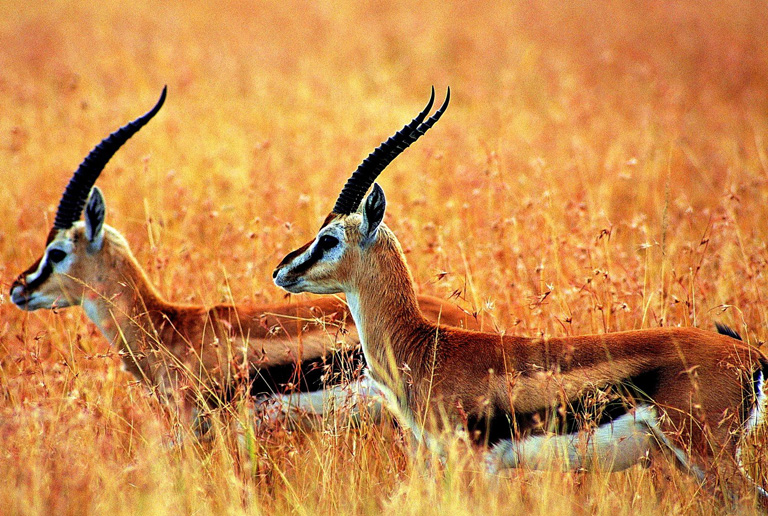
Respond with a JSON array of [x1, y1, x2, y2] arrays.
[[317, 235, 339, 251], [48, 249, 67, 264]]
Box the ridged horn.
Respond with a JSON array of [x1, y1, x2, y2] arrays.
[[52, 86, 167, 230], [331, 87, 450, 216]]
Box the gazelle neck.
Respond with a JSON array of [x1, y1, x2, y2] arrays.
[[81, 232, 168, 350], [343, 226, 434, 382]]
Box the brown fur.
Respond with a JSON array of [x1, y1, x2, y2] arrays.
[[11, 222, 478, 423]]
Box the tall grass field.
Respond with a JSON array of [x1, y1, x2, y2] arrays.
[[1, 1, 767, 514]]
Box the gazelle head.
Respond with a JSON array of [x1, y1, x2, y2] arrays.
[[273, 88, 449, 294], [10, 87, 166, 311]]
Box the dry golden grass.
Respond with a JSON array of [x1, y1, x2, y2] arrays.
[[2, 0, 768, 514]]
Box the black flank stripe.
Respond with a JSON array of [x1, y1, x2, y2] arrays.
[[469, 369, 661, 447]]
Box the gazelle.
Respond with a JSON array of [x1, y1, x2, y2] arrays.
[[10, 87, 477, 429], [273, 88, 768, 502]]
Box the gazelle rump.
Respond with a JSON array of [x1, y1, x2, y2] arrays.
[[10, 88, 477, 428], [273, 89, 768, 501]]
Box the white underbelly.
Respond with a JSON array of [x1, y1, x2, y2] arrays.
[[487, 405, 658, 472]]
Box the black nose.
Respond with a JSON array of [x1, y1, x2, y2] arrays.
[[272, 268, 278, 279], [10, 284, 26, 305]]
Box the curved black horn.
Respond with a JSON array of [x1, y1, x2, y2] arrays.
[[52, 86, 167, 230], [332, 87, 450, 215]]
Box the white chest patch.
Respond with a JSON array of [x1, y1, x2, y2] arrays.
[[82, 299, 113, 340], [344, 291, 439, 451], [345, 292, 366, 351], [25, 259, 47, 285]]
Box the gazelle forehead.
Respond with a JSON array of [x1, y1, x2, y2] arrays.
[[324, 214, 362, 236], [318, 221, 348, 239], [47, 237, 76, 254], [46, 222, 125, 249], [49, 224, 82, 245]]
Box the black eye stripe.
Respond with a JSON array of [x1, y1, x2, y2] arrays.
[[290, 245, 323, 276], [289, 235, 339, 275], [24, 261, 53, 290]]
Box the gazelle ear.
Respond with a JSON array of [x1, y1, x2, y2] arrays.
[[360, 183, 386, 245], [85, 187, 106, 252]]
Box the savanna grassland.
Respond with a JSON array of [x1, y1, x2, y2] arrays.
[[2, 1, 768, 514]]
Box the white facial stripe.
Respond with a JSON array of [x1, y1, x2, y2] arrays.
[[292, 226, 345, 269], [25, 256, 49, 285], [313, 227, 345, 260], [319, 243, 344, 262], [58, 252, 76, 274], [26, 240, 76, 285], [295, 244, 315, 264], [274, 223, 348, 294]]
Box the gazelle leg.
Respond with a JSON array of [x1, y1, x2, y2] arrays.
[[255, 374, 385, 426]]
